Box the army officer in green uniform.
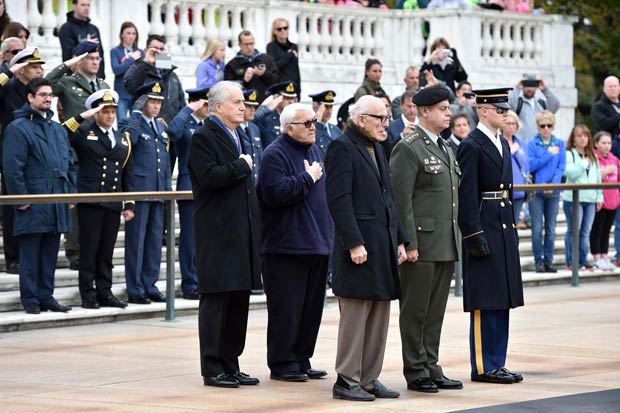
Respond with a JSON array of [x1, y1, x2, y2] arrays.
[[390, 87, 463, 393]]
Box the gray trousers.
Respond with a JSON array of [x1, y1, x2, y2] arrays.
[[335, 297, 391, 389], [399, 260, 453, 383]]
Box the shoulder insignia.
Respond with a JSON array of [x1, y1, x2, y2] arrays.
[[157, 117, 168, 127], [88, 130, 97, 136], [404, 132, 421, 145]]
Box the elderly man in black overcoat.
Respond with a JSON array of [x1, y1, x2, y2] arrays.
[[325, 95, 408, 402], [187, 80, 262, 389], [457, 88, 524, 385]]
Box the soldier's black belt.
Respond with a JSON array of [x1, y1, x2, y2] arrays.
[[482, 190, 509, 200]]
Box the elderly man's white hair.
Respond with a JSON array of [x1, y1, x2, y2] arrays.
[[280, 103, 314, 130], [1, 37, 23, 53], [349, 95, 382, 120], [208, 81, 243, 112]]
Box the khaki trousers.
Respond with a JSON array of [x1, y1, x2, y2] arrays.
[[335, 297, 391, 388]]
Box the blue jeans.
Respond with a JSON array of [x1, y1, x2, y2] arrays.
[[116, 97, 132, 121], [513, 198, 525, 223], [529, 193, 560, 264], [563, 201, 596, 266]]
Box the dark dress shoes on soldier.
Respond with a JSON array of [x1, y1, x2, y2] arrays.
[[367, 380, 400, 398], [81, 298, 100, 309], [407, 377, 439, 393], [128, 295, 151, 304], [182, 290, 200, 300], [333, 382, 375, 401], [270, 371, 309, 382], [99, 295, 128, 308], [203, 373, 240, 388], [433, 375, 463, 389], [24, 304, 40, 314], [40, 299, 71, 312], [148, 292, 166, 302], [230, 372, 259, 385], [471, 367, 517, 384], [500, 367, 523, 382], [303, 368, 328, 379]]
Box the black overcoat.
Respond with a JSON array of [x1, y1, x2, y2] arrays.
[[187, 118, 262, 293], [457, 128, 524, 312], [325, 126, 408, 301]]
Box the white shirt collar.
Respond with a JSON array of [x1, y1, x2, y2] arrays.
[[418, 124, 439, 144], [477, 122, 503, 156]]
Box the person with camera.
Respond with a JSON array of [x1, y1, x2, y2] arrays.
[[225, 30, 280, 104], [502, 110, 530, 224], [508, 75, 560, 142], [419, 37, 468, 93]]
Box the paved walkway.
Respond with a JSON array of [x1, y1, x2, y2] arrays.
[[1, 281, 619, 413]]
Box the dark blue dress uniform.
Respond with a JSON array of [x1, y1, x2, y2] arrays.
[[168, 86, 209, 297], [457, 88, 524, 382], [67, 89, 133, 306], [309, 90, 341, 155], [2, 103, 77, 310], [238, 122, 263, 182], [254, 81, 299, 148], [118, 83, 172, 301]]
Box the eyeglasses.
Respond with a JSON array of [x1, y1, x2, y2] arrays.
[[35, 92, 54, 98], [290, 118, 317, 129], [8, 48, 23, 55], [240, 42, 255, 47], [480, 106, 508, 115], [275, 26, 289, 32], [539, 124, 554, 129], [363, 113, 390, 123]]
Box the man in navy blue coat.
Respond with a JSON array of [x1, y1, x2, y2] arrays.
[[168, 87, 210, 300], [119, 81, 172, 305], [457, 88, 524, 384], [257, 103, 333, 382], [310, 90, 341, 155]]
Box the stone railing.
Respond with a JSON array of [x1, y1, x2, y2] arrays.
[[7, 0, 577, 137]]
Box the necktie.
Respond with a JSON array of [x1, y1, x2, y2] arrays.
[[232, 130, 241, 152], [90, 80, 97, 93], [325, 123, 332, 139], [198, 121, 203, 127], [438, 138, 449, 159], [104, 130, 115, 148], [150, 120, 158, 136]]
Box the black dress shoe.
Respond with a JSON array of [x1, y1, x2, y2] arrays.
[[128, 295, 151, 304], [230, 372, 259, 385], [332, 383, 375, 401], [68, 260, 80, 271], [81, 298, 100, 309], [544, 263, 557, 273], [270, 371, 308, 382], [24, 304, 40, 314], [366, 379, 400, 398], [40, 299, 72, 312], [203, 373, 240, 388], [148, 292, 166, 302], [471, 368, 516, 384], [407, 377, 438, 393], [535, 262, 545, 273], [501, 367, 523, 382], [303, 368, 328, 379], [6, 262, 19, 274], [99, 295, 128, 308], [182, 290, 200, 300], [433, 375, 463, 389]]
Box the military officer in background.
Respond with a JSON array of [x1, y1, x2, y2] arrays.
[[168, 86, 210, 300], [119, 82, 172, 305], [67, 89, 134, 309], [457, 88, 524, 384], [254, 81, 298, 148], [310, 90, 341, 155], [237, 89, 263, 182], [389, 87, 463, 393]]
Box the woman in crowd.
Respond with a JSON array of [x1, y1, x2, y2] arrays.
[[266, 18, 300, 89], [527, 110, 566, 273], [419, 37, 467, 92], [354, 58, 387, 101], [1, 21, 28, 44], [446, 112, 470, 155], [502, 110, 529, 225], [562, 124, 602, 270], [0, 0, 10, 39], [590, 131, 619, 270], [110, 22, 144, 119], [196, 39, 225, 89]]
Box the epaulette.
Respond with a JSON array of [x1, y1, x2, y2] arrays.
[[122, 131, 132, 168], [63, 117, 80, 133], [0, 72, 10, 87], [157, 117, 168, 127], [404, 131, 421, 145]]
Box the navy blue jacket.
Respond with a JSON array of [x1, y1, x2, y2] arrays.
[[315, 122, 341, 155], [168, 106, 203, 191], [257, 134, 333, 255], [254, 106, 281, 148], [118, 111, 172, 195], [3, 104, 77, 236], [58, 11, 105, 79]]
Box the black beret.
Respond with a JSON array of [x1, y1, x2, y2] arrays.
[[412, 86, 450, 106], [72, 40, 99, 56]]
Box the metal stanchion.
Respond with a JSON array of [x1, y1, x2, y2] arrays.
[[571, 190, 580, 287], [165, 199, 176, 321]]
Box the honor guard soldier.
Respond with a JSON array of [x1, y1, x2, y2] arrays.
[[168, 86, 210, 300], [66, 89, 134, 309], [237, 89, 264, 181], [254, 81, 298, 148], [310, 90, 341, 155], [457, 88, 524, 384], [390, 86, 463, 393], [119, 81, 172, 304]]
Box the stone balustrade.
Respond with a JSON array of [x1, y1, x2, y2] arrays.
[[6, 0, 576, 137]]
